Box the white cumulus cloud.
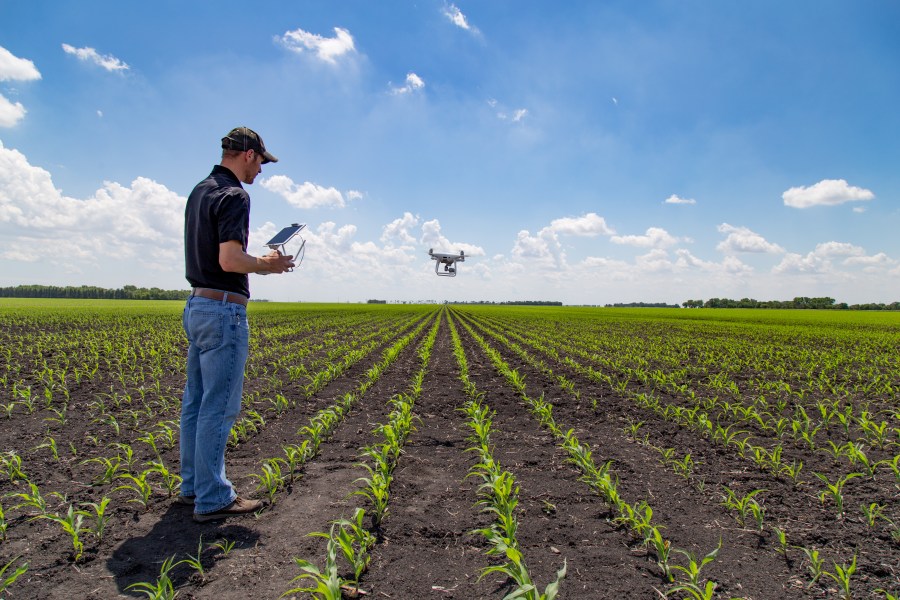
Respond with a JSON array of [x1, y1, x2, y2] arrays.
[[261, 175, 354, 209], [61, 44, 129, 72], [381, 212, 419, 245], [0, 95, 27, 128], [548, 213, 615, 236], [0, 46, 41, 82], [0, 46, 41, 128], [277, 27, 356, 64], [391, 72, 425, 95], [772, 241, 875, 274], [611, 227, 682, 248], [0, 140, 182, 267], [420, 218, 484, 257], [782, 179, 874, 208], [442, 4, 478, 33], [664, 194, 696, 205], [716, 223, 784, 254]]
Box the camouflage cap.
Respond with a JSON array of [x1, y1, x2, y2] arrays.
[[221, 126, 278, 164]]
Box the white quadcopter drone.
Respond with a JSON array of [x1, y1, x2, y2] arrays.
[[429, 248, 465, 277]]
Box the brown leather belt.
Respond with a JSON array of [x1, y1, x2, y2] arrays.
[[191, 288, 248, 307]]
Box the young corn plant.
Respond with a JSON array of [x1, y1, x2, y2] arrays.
[[178, 536, 207, 583], [318, 508, 375, 592], [352, 462, 391, 527], [0, 501, 7, 541], [1, 451, 27, 483], [822, 554, 856, 599], [252, 459, 285, 505], [115, 471, 154, 509], [814, 472, 862, 519], [126, 554, 179, 600], [146, 459, 182, 498], [477, 532, 566, 600], [669, 539, 721, 590], [83, 455, 124, 486], [81, 496, 112, 542], [209, 538, 236, 556], [720, 487, 765, 529], [647, 526, 674, 582], [35, 504, 86, 561], [9, 481, 49, 516], [797, 546, 824, 587], [283, 524, 344, 600], [0, 556, 28, 596]]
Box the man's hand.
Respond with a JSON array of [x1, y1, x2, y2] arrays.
[[260, 250, 295, 274], [219, 240, 295, 274]]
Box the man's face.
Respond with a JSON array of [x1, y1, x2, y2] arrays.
[[242, 150, 264, 184]]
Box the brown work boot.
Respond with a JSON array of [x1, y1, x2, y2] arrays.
[[193, 496, 263, 523]]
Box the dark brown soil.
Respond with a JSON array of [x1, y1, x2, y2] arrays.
[[0, 304, 897, 599]]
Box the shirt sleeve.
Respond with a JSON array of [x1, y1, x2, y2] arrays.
[[216, 189, 250, 249]]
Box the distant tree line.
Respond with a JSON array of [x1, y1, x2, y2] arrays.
[[0, 284, 190, 300], [448, 300, 564, 306], [682, 296, 900, 311], [605, 302, 680, 308]]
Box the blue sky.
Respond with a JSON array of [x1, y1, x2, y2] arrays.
[[1, 1, 898, 304]]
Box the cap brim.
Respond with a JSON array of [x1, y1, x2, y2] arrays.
[[260, 150, 278, 164]]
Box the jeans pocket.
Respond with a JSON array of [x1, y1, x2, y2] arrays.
[[188, 310, 224, 351]]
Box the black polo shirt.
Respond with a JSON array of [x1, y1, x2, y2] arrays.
[[184, 165, 251, 298]]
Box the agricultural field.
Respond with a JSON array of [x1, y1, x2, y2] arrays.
[[0, 299, 898, 599]]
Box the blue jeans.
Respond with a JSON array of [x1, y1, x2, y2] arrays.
[[180, 295, 249, 514]]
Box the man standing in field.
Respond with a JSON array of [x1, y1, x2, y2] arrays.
[[180, 126, 294, 522]]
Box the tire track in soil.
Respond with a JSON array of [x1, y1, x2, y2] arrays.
[[458, 313, 811, 600], [356, 316, 496, 599], [457, 319, 663, 599], [36, 315, 433, 600]]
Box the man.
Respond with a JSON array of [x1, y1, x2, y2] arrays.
[[181, 126, 294, 522]]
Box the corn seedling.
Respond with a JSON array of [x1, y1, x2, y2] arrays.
[[282, 442, 310, 483], [9, 481, 48, 516], [84, 455, 124, 485], [35, 504, 86, 561], [208, 537, 236, 556], [670, 539, 721, 588], [178, 536, 206, 582], [822, 554, 856, 599], [126, 554, 178, 600], [779, 460, 803, 485], [253, 459, 285, 504], [862, 502, 888, 528], [814, 472, 862, 518], [797, 546, 824, 587], [772, 526, 789, 558], [665, 580, 717, 600], [478, 531, 566, 600], [146, 459, 182, 498], [0, 502, 7, 541], [283, 524, 344, 600], [328, 508, 375, 587], [115, 471, 154, 509], [720, 487, 765, 528], [647, 526, 674, 582], [1, 451, 27, 483], [81, 496, 111, 541], [34, 436, 60, 461], [352, 463, 391, 527], [0, 556, 28, 595]]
